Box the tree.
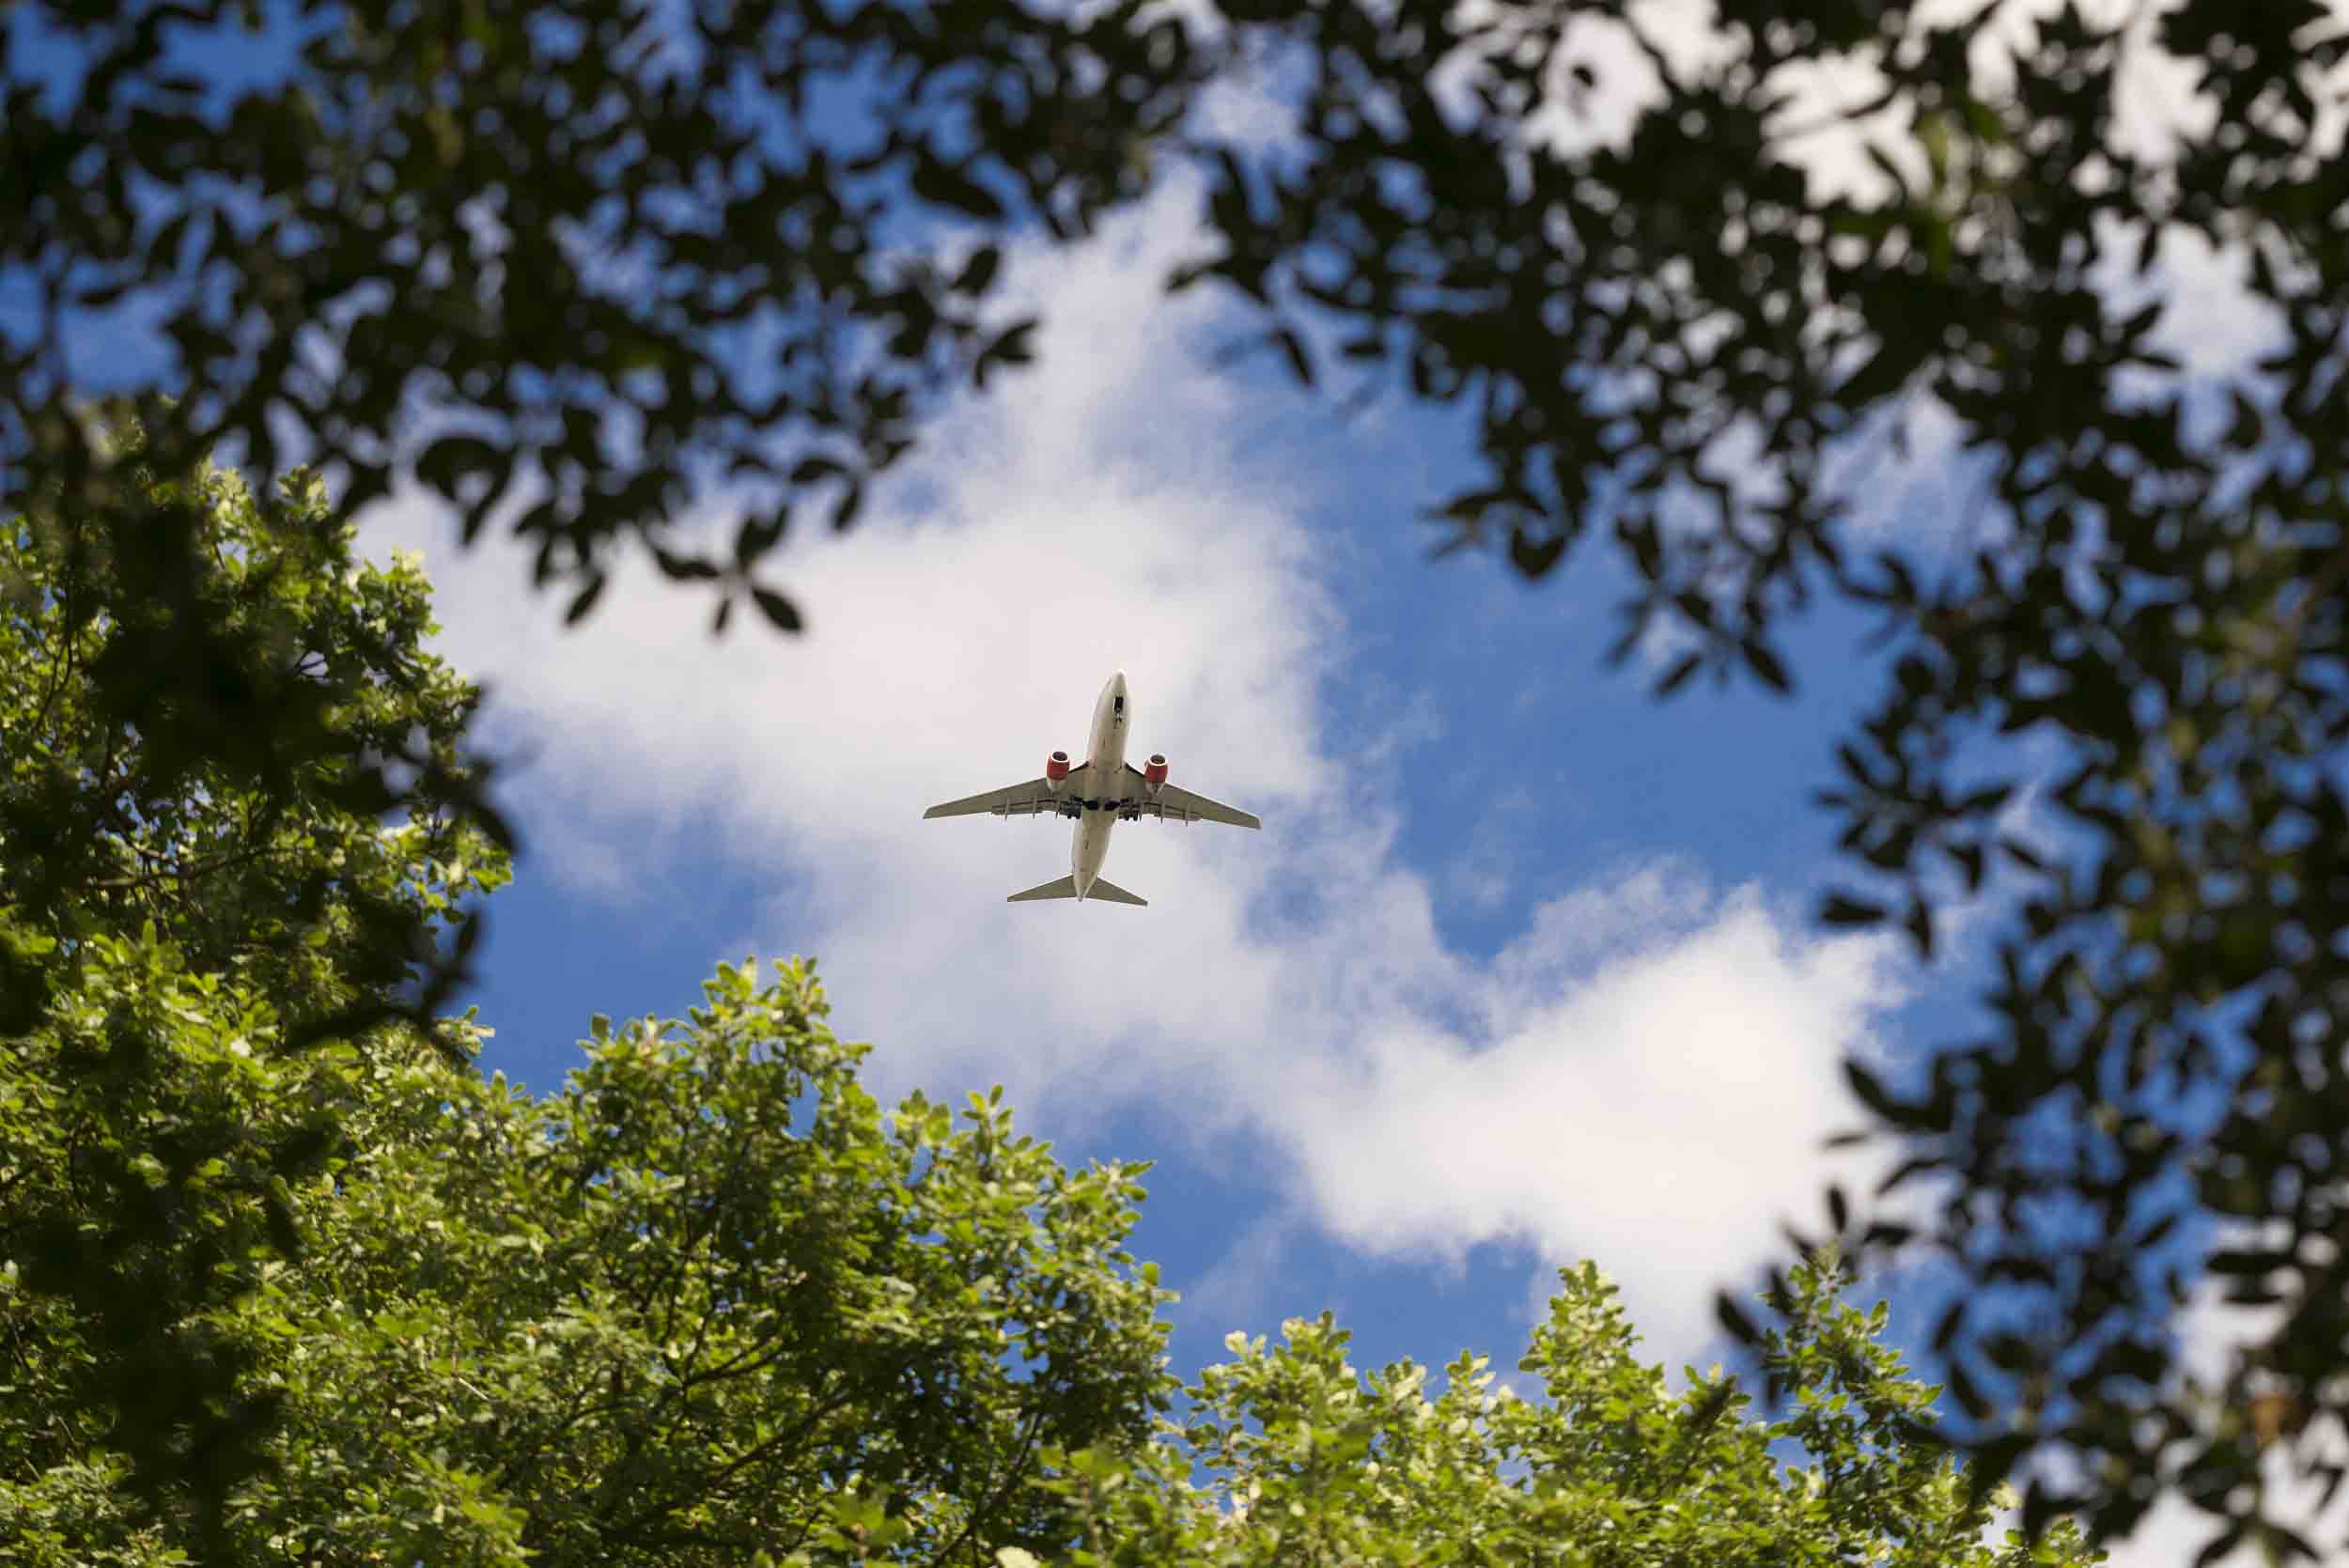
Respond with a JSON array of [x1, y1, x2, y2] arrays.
[[1019, 1253, 2101, 1568], [4, 956, 1172, 1568], [14, 0, 2349, 1551], [0, 447, 510, 1543], [0, 432, 508, 1031]]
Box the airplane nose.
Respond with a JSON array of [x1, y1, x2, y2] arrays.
[[1112, 669, 1128, 692]]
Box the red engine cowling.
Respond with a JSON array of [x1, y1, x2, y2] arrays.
[[1045, 750, 1073, 783], [1143, 753, 1169, 787]]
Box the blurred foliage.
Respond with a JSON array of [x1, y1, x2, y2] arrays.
[[10, 0, 2349, 1556], [994, 1254, 2099, 1568], [1, 0, 1198, 628], [3, 956, 1174, 1566]]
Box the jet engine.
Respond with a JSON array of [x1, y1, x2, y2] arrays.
[[1045, 750, 1073, 789], [1143, 753, 1169, 795]]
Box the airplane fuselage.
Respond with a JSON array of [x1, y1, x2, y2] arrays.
[[921, 667, 1256, 905], [1071, 670, 1130, 897]]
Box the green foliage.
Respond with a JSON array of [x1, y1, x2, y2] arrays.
[[0, 933, 435, 1565], [0, 447, 509, 1542], [4, 958, 1174, 1567], [1, 440, 508, 1031], [1011, 1255, 2101, 1568], [10, 1027, 2099, 1568]]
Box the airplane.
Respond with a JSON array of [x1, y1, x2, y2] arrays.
[[923, 670, 1261, 906]]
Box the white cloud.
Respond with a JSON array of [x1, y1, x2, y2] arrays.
[[362, 176, 1907, 1373], [1284, 867, 1901, 1354]]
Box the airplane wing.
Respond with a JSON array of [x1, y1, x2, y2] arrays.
[[1124, 766, 1261, 830], [924, 765, 1089, 820]]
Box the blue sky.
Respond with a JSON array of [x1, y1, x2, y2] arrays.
[[17, 0, 2344, 1558]]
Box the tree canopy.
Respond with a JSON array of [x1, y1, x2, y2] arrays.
[[1033, 1254, 2101, 1568], [0, 445, 509, 1542], [9, 0, 2349, 1553], [6, 954, 1175, 1567]]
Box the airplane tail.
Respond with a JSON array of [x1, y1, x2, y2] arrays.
[[1006, 875, 1147, 907]]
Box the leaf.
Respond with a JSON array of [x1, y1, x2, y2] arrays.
[[651, 547, 722, 582], [2191, 1521, 2247, 1567], [1962, 1434, 2029, 1510], [1508, 526, 1567, 578], [414, 434, 503, 501], [751, 586, 802, 632], [1843, 1059, 1904, 1120], [974, 318, 1039, 389], [1905, 898, 1934, 957], [1819, 893, 1886, 927], [564, 573, 608, 626], [832, 484, 864, 533], [735, 508, 789, 567], [910, 152, 1004, 220], [1269, 324, 1314, 386], [1741, 638, 1792, 693], [1656, 651, 1703, 696], [1837, 339, 1910, 406], [952, 244, 1003, 296], [1961, 94, 2005, 144], [2225, 388, 2263, 449]]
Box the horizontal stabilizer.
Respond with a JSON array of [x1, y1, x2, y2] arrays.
[[1005, 875, 1147, 907]]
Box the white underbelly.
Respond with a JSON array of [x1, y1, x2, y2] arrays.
[[1074, 811, 1112, 882]]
